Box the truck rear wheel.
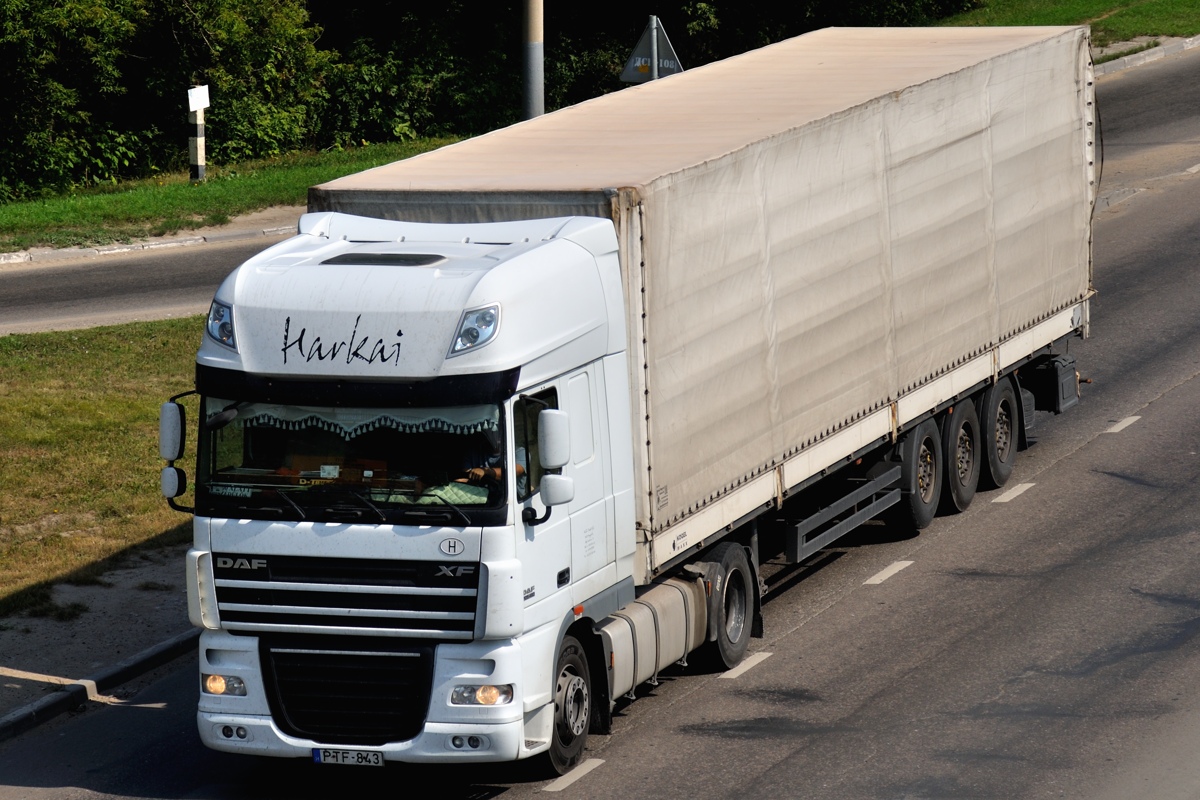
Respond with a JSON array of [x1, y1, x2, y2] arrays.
[[894, 418, 942, 530], [980, 378, 1018, 489], [705, 542, 753, 670], [940, 398, 980, 513], [547, 635, 591, 775]]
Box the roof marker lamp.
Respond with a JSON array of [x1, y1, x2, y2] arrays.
[[449, 305, 500, 357], [206, 301, 237, 350]]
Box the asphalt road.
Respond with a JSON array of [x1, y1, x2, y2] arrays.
[[0, 237, 289, 335], [4, 48, 1200, 800]]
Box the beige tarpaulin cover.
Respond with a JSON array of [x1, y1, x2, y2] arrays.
[[312, 27, 1094, 533]]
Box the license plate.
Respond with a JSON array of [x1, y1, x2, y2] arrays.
[[312, 748, 384, 766]]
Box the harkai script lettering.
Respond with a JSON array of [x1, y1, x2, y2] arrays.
[[281, 315, 403, 366]]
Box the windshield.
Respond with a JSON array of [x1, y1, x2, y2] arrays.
[[196, 397, 508, 525]]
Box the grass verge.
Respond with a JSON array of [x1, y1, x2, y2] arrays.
[[0, 318, 201, 615], [0, 138, 456, 253], [943, 0, 1200, 47]]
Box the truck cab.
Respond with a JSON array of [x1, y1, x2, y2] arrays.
[[162, 212, 636, 768]]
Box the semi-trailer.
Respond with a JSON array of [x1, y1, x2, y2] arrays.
[[160, 25, 1095, 773]]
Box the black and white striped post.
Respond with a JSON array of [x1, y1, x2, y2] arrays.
[[187, 85, 210, 183]]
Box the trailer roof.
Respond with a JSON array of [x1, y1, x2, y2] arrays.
[[316, 26, 1084, 195]]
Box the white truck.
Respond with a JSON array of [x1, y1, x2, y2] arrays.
[[160, 26, 1095, 773]]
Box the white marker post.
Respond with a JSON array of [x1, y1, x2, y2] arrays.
[[188, 85, 210, 184]]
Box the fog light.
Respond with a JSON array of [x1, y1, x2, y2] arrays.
[[203, 673, 247, 696], [468, 736, 481, 749], [451, 684, 513, 705], [451, 736, 465, 749], [222, 725, 234, 739], [235, 727, 248, 740]]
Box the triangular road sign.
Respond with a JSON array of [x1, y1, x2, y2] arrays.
[[620, 17, 684, 83]]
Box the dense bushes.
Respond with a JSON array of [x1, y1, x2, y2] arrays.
[[0, 0, 976, 200]]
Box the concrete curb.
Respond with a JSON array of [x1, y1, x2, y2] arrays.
[[1094, 35, 1200, 76], [0, 627, 199, 744]]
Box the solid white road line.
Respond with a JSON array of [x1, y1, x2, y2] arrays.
[[544, 759, 605, 792], [720, 651, 773, 680], [1105, 415, 1141, 434], [0, 668, 123, 704], [993, 482, 1035, 503], [864, 561, 914, 585], [0, 666, 73, 685]]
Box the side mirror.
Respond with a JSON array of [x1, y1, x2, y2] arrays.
[[538, 409, 570, 470], [160, 402, 186, 462], [161, 466, 187, 499], [539, 474, 574, 507], [521, 473, 575, 526]]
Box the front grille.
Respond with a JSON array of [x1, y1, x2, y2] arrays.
[[261, 636, 434, 745], [213, 554, 478, 638]]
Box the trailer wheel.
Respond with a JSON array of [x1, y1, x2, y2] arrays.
[[706, 542, 753, 669], [940, 398, 980, 513], [547, 635, 591, 775], [894, 418, 942, 530], [980, 378, 1018, 489]]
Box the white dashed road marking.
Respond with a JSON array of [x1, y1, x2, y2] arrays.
[[1105, 416, 1141, 433], [544, 759, 604, 792], [993, 482, 1035, 503], [720, 652, 773, 680], [864, 561, 914, 585]]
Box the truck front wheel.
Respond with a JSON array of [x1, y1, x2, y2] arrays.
[[547, 635, 591, 774]]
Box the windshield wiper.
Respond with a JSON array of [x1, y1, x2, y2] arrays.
[[409, 493, 471, 526], [273, 489, 307, 520], [238, 489, 306, 521], [343, 490, 387, 522], [308, 486, 388, 523]]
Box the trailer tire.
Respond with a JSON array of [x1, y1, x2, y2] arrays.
[[895, 418, 942, 530], [940, 398, 980, 513], [546, 635, 591, 775], [980, 378, 1018, 489], [705, 542, 753, 670]]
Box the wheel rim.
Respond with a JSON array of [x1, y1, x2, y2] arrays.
[[955, 424, 974, 483], [995, 402, 1012, 462], [555, 665, 589, 740], [917, 440, 936, 503], [724, 568, 747, 644]]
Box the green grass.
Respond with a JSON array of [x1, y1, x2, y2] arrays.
[[943, 0, 1200, 47], [0, 138, 456, 253], [0, 318, 203, 614]]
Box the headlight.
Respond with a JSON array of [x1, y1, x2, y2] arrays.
[[451, 684, 513, 705], [448, 305, 500, 357], [206, 301, 237, 349], [202, 674, 247, 696]]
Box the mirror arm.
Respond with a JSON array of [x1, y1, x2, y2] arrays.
[[168, 497, 195, 514], [522, 505, 552, 526]]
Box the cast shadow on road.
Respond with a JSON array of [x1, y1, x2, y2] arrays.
[[0, 520, 192, 620]]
